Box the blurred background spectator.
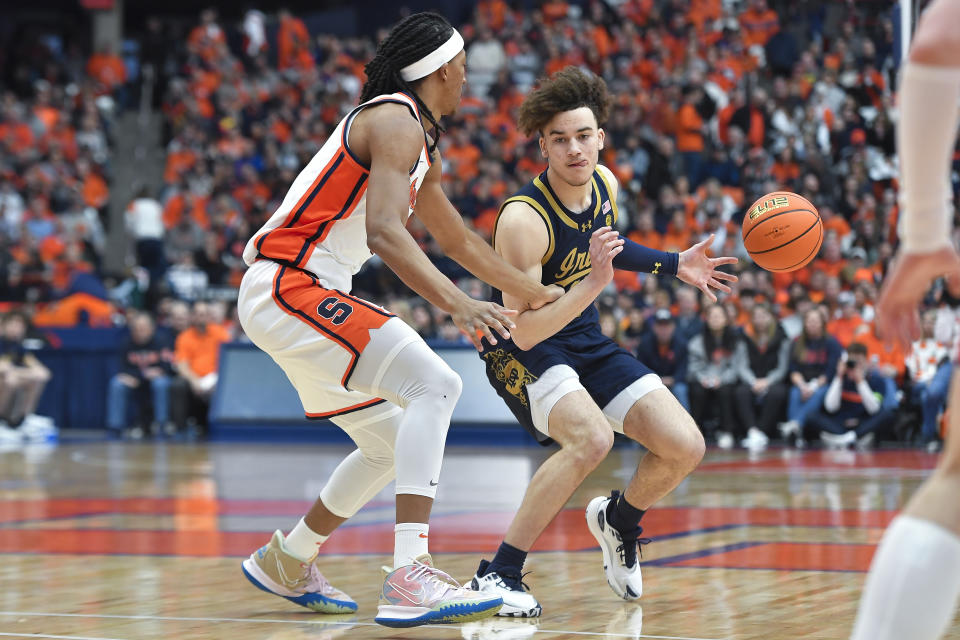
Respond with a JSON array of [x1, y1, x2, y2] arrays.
[[687, 304, 740, 449], [107, 311, 174, 439], [0, 311, 53, 443], [904, 309, 953, 452], [733, 303, 790, 450], [808, 341, 896, 450]]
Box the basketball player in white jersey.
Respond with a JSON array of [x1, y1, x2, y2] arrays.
[[236, 12, 561, 628], [851, 1, 960, 638]]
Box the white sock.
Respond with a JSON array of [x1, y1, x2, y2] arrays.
[[284, 518, 329, 562], [897, 62, 960, 253], [394, 523, 429, 569], [851, 515, 960, 640]]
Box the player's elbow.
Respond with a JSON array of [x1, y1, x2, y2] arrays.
[[366, 224, 396, 257]]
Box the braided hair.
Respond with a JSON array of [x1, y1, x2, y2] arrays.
[[360, 12, 455, 153]]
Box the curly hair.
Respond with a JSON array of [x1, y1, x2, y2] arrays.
[[517, 66, 612, 137], [360, 12, 454, 152]]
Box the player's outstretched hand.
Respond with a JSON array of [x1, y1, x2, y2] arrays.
[[585, 226, 624, 287], [678, 234, 738, 302], [876, 246, 960, 350], [451, 297, 518, 351]]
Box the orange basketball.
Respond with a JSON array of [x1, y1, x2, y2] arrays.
[[741, 191, 823, 272]]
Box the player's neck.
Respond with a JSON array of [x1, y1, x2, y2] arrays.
[[408, 83, 445, 124], [545, 165, 593, 213]]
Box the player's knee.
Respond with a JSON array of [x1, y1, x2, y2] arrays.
[[568, 425, 614, 468], [661, 418, 705, 470], [684, 426, 707, 469], [911, 11, 960, 65], [423, 364, 462, 407], [359, 438, 395, 468]]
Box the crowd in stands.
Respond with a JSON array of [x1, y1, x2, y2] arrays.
[[3, 0, 959, 447], [0, 26, 118, 322]]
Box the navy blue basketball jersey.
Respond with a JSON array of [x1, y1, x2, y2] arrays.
[[491, 167, 619, 338]]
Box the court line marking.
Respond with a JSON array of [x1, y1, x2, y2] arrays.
[[0, 611, 726, 640], [0, 633, 124, 640]]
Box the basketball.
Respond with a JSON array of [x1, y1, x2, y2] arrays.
[[741, 191, 823, 272]]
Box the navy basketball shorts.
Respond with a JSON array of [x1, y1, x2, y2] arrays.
[[481, 329, 665, 445]]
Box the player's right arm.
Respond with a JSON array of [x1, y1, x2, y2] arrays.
[[497, 203, 622, 351], [362, 106, 515, 350]]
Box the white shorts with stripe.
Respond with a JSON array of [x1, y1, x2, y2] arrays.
[[237, 260, 420, 420]]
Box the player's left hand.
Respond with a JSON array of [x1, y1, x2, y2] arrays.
[[876, 246, 960, 350], [678, 234, 738, 302]]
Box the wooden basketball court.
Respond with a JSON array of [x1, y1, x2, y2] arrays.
[[1, 439, 958, 640]]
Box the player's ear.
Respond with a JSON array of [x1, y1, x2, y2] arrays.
[[597, 128, 605, 151], [539, 135, 547, 158]]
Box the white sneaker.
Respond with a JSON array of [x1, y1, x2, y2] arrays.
[[855, 432, 875, 452], [20, 418, 57, 442], [0, 424, 23, 445], [779, 420, 800, 438], [470, 559, 541, 617], [740, 427, 769, 451], [585, 492, 646, 600], [716, 431, 734, 450], [820, 430, 856, 450]]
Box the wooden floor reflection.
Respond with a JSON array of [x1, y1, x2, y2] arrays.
[[1, 440, 957, 639]]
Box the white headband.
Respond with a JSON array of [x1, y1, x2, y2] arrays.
[[399, 29, 464, 82]]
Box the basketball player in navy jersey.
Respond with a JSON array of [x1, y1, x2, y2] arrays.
[[470, 67, 738, 616]]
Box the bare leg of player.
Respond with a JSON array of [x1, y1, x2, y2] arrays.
[[619, 389, 704, 511], [850, 381, 960, 640], [500, 390, 614, 551], [581, 389, 704, 600], [850, 1, 960, 638]]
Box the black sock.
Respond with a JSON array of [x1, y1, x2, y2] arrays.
[[606, 493, 646, 535], [487, 541, 527, 576]]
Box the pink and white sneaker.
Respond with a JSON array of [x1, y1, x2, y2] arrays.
[[374, 554, 502, 628]]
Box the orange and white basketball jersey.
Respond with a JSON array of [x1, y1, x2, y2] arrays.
[[242, 92, 433, 291]]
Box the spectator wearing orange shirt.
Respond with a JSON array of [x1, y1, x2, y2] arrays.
[[278, 9, 314, 72], [811, 240, 846, 279], [187, 9, 227, 64], [86, 45, 127, 94], [739, 0, 780, 49], [676, 86, 705, 186], [663, 209, 693, 254], [627, 210, 663, 251], [827, 291, 864, 347], [174, 301, 230, 429]]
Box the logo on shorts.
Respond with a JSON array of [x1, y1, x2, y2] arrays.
[[317, 297, 354, 325], [483, 349, 537, 407]]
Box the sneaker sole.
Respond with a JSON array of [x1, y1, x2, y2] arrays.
[[241, 558, 357, 613], [471, 575, 542, 618], [375, 598, 503, 628], [495, 603, 542, 618], [585, 497, 641, 601]]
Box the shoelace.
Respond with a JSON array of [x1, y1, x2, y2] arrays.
[[302, 561, 337, 595], [407, 561, 463, 593], [606, 490, 651, 569], [615, 527, 652, 569], [496, 570, 532, 593]]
